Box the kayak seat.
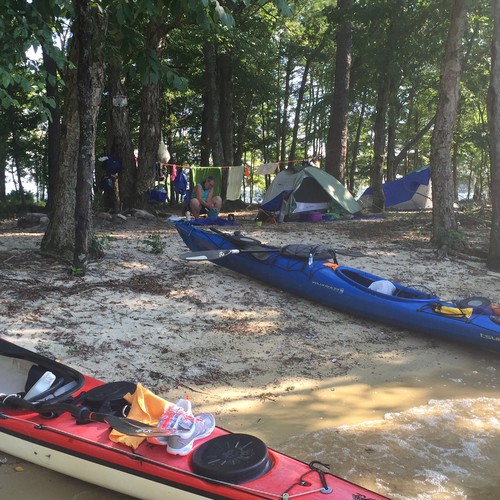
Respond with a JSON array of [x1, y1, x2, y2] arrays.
[[0, 341, 85, 408], [210, 228, 263, 249], [246, 245, 276, 261], [24, 364, 66, 402], [341, 269, 373, 287]]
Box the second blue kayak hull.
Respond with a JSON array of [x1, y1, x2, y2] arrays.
[[175, 223, 500, 353]]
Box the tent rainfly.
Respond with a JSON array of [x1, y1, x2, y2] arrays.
[[260, 166, 362, 219], [358, 167, 432, 210]]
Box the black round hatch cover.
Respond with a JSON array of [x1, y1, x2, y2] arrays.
[[458, 296, 491, 309], [192, 433, 273, 484]]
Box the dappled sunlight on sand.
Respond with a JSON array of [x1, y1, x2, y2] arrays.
[[1, 212, 499, 498]]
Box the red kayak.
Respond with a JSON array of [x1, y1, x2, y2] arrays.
[[0, 339, 388, 499]]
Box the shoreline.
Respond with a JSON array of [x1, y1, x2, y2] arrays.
[[1, 210, 499, 498]]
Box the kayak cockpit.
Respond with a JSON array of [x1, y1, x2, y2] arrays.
[[336, 267, 438, 300], [0, 340, 84, 405]]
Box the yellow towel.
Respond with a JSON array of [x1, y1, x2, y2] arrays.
[[109, 384, 171, 450]]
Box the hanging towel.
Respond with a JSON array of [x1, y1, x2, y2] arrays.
[[256, 162, 279, 175], [226, 165, 244, 201], [191, 167, 222, 196]]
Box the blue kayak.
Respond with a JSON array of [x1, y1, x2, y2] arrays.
[[175, 222, 500, 353]]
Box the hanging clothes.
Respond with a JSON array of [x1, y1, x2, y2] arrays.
[[191, 167, 222, 197], [226, 165, 244, 201]]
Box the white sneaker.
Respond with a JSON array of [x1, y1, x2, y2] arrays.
[[148, 398, 193, 446], [167, 413, 215, 456]]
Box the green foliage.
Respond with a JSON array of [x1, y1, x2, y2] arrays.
[[90, 233, 114, 259], [142, 232, 166, 254], [0, 0, 496, 217], [69, 266, 85, 277], [433, 227, 466, 249], [0, 1, 70, 113], [0, 191, 36, 217]]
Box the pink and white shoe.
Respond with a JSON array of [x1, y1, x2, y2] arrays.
[[166, 413, 215, 456], [148, 398, 193, 446]]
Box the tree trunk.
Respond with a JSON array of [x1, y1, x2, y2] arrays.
[[135, 15, 182, 207], [325, 0, 352, 182], [348, 90, 366, 193], [280, 53, 292, 168], [218, 52, 234, 167], [386, 80, 401, 181], [392, 115, 436, 169], [218, 51, 234, 198], [234, 95, 253, 166], [73, 0, 107, 272], [136, 81, 160, 208], [136, 19, 165, 208], [106, 60, 136, 211], [370, 78, 390, 213], [41, 35, 80, 261], [200, 102, 210, 166], [289, 56, 311, 164], [487, 0, 500, 270], [203, 41, 224, 166], [42, 46, 61, 214], [0, 118, 9, 198], [430, 0, 468, 250]]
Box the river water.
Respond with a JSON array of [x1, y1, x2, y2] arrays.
[[222, 341, 500, 500], [281, 397, 500, 499], [278, 348, 500, 500], [2, 343, 499, 499]]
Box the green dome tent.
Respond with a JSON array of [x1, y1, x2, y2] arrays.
[[260, 165, 362, 220]]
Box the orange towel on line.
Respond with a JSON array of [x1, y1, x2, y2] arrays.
[[109, 383, 171, 450]]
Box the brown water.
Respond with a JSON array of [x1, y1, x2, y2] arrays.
[[2, 346, 499, 499], [216, 344, 500, 500]]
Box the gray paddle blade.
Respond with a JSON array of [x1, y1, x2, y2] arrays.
[[334, 249, 366, 257], [104, 415, 177, 437], [180, 249, 236, 261]]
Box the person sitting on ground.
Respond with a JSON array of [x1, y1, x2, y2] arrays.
[[189, 176, 222, 219]]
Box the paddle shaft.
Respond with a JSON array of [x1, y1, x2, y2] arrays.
[[1, 398, 172, 437], [180, 247, 365, 261], [180, 248, 277, 261]]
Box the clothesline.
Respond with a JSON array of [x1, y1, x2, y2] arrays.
[[160, 158, 307, 172]]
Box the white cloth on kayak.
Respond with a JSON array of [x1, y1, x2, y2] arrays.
[[368, 280, 396, 295]]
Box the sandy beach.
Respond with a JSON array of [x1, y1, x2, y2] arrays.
[[1, 208, 499, 499]]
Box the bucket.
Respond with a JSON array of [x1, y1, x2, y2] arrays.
[[149, 189, 167, 203], [207, 209, 219, 219]]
